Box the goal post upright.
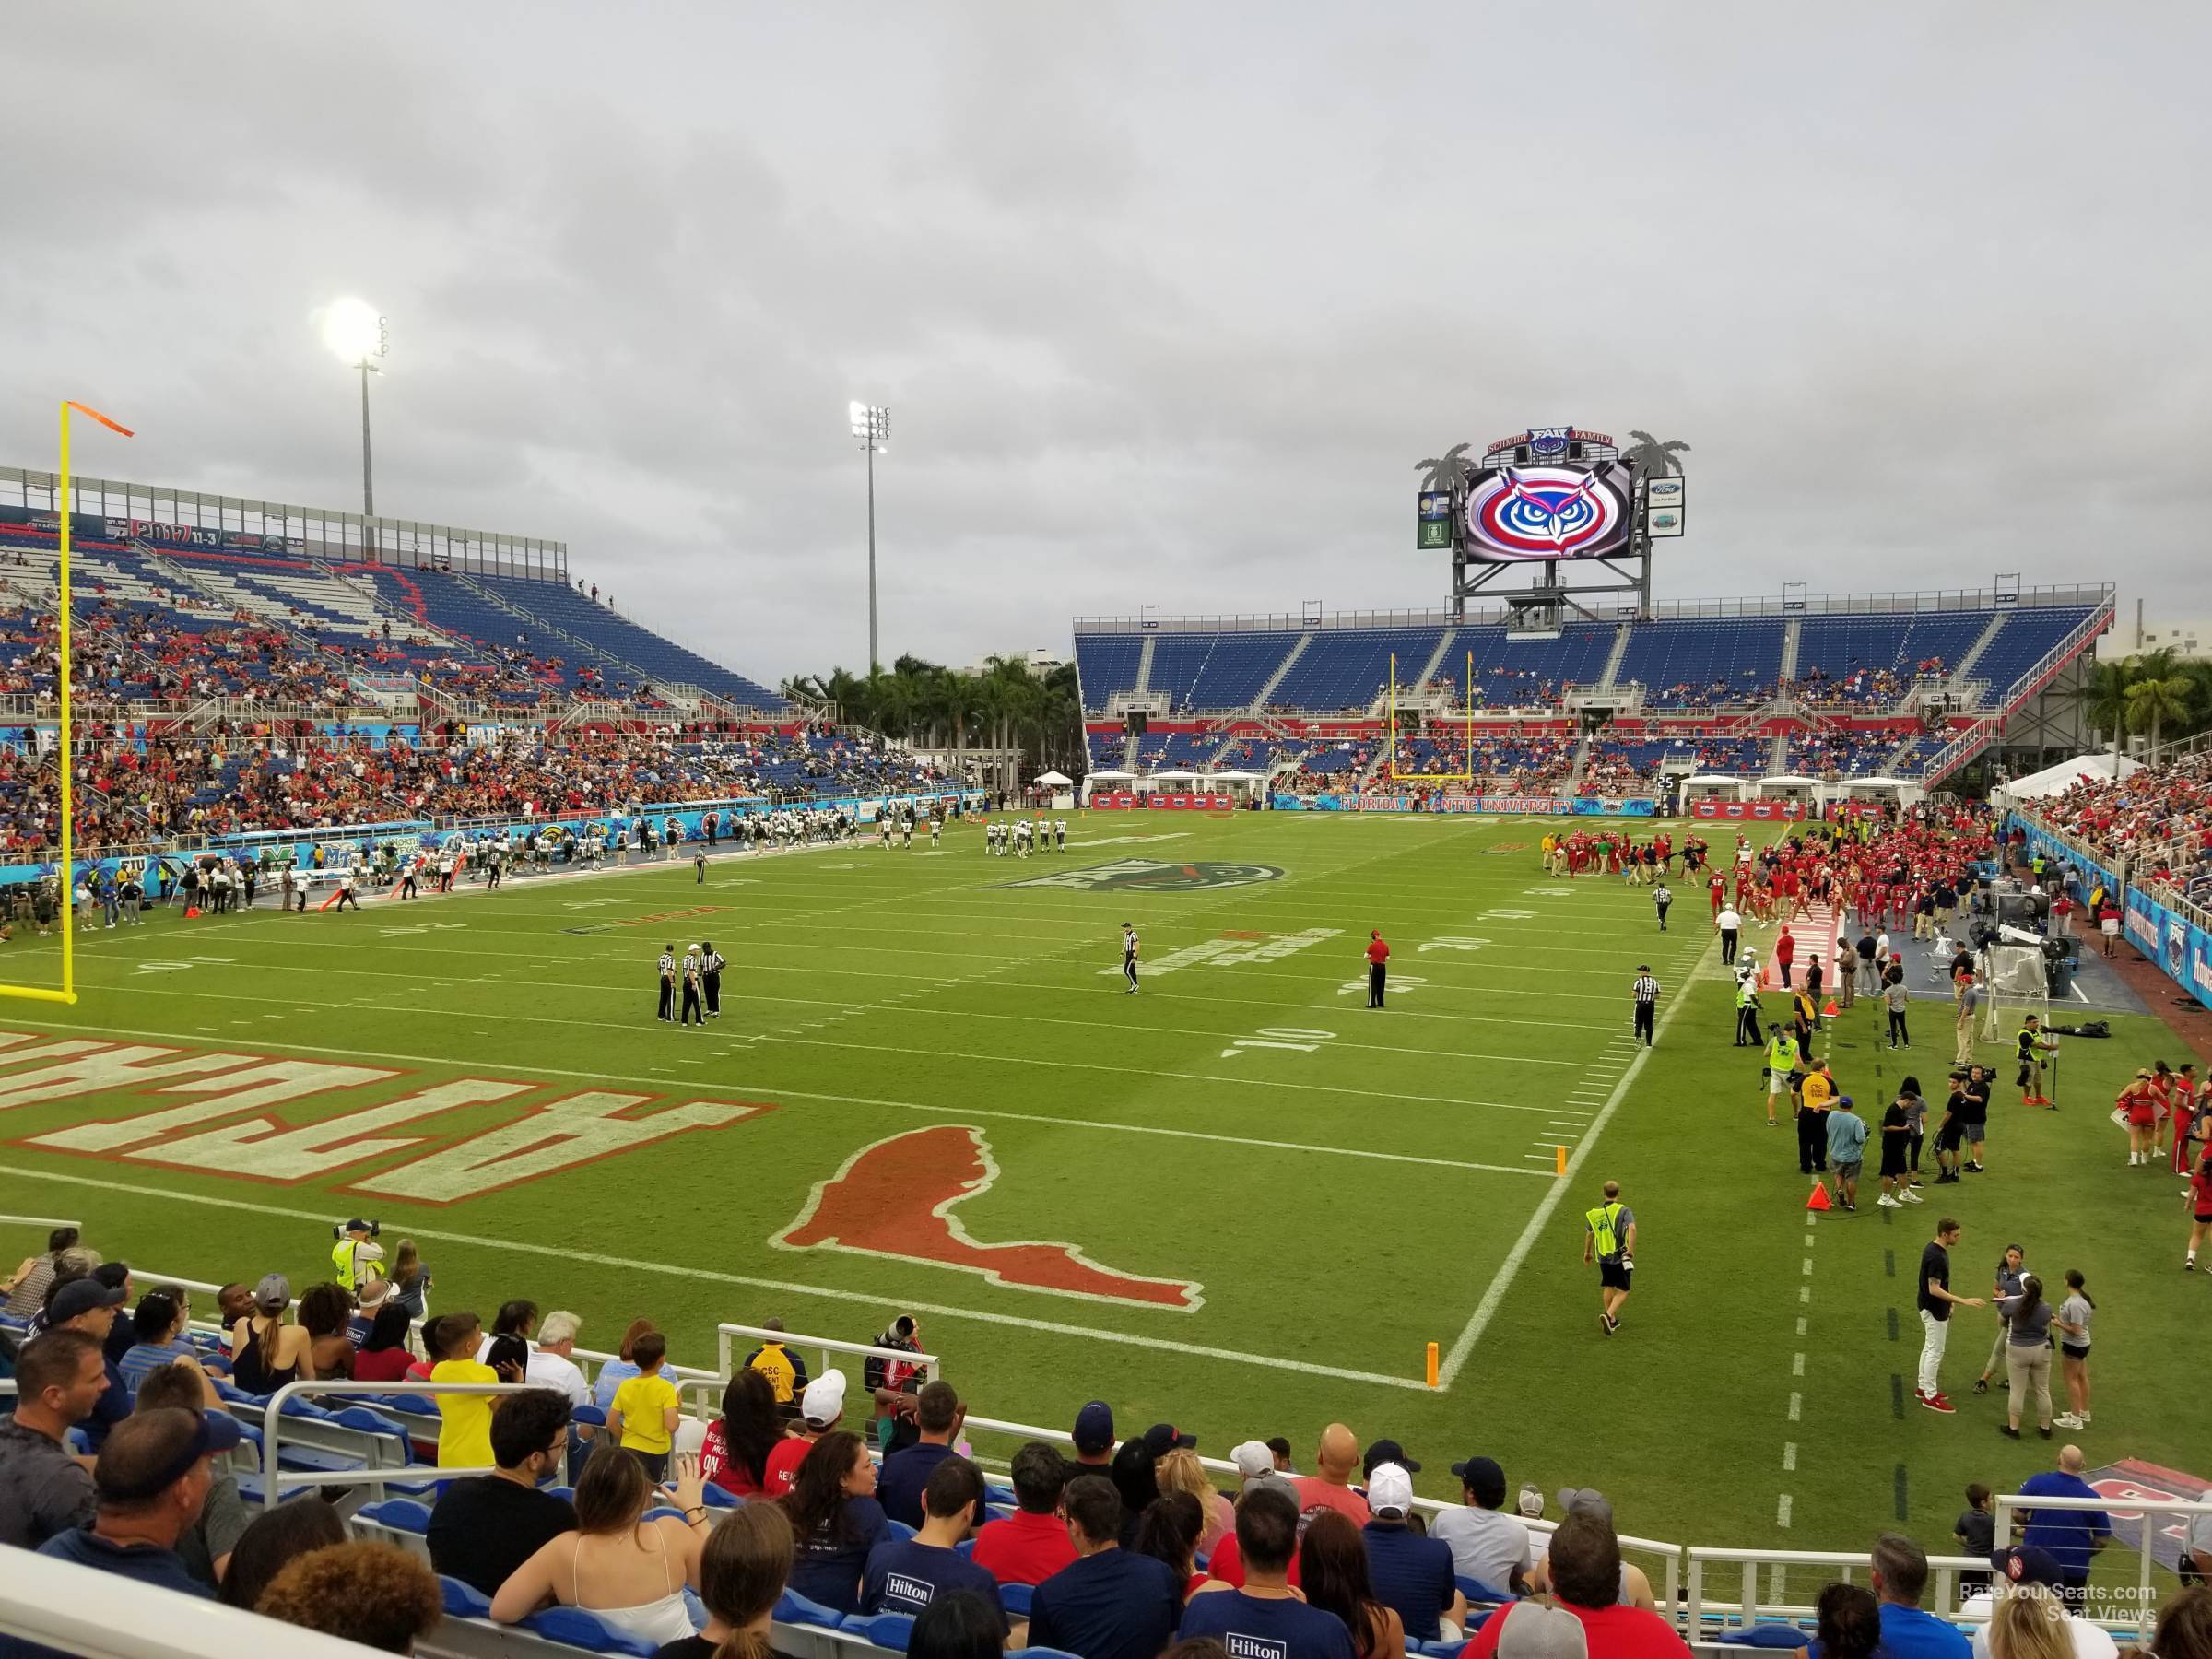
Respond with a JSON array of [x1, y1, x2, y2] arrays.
[[0, 400, 133, 1008]]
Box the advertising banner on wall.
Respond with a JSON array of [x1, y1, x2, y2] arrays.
[[1092, 794, 1235, 810], [1690, 799, 1806, 821], [2123, 887, 2212, 1013]]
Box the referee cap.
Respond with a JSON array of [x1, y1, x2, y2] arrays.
[[1638, 965, 1650, 973]]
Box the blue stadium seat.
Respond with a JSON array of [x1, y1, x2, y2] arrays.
[[1454, 1575, 1516, 1606], [842, 1612, 915, 1651], [357, 1498, 432, 1535], [1719, 1625, 1814, 1646], [999, 1583, 1034, 1617], [774, 1588, 848, 1630], [524, 1606, 665, 1655], [441, 1574, 494, 1618], [886, 1519, 917, 1542]]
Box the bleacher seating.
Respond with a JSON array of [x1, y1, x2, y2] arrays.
[[1791, 612, 1986, 701], [1073, 636, 1145, 715], [1267, 628, 1443, 713], [1970, 606, 2100, 702], [478, 575, 786, 710], [1143, 631, 1300, 713], [1615, 618, 1786, 709]]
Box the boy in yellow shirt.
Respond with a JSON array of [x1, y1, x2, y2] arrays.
[[609, 1331, 681, 1480], [429, 1312, 500, 1468]]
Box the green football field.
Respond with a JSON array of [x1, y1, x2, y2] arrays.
[[0, 811, 2200, 1575]]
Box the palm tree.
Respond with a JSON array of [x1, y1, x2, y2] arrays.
[[1414, 443, 1474, 495], [2066, 660, 2135, 766], [2126, 674, 2194, 756], [1622, 430, 1691, 477]]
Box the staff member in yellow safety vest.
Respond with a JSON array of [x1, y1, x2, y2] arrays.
[[331, 1218, 382, 1293], [741, 1316, 811, 1409], [1762, 1026, 1801, 1129], [1583, 1181, 1636, 1336]]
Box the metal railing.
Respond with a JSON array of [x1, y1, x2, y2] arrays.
[[258, 1377, 517, 1510], [713, 1324, 939, 1394], [1993, 1491, 2210, 1641], [1684, 1546, 1994, 1637]]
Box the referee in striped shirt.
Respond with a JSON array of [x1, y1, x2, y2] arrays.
[[656, 945, 677, 1022], [701, 941, 724, 1018], [1632, 966, 1661, 1047]]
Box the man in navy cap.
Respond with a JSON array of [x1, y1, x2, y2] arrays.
[[48, 1275, 133, 1451], [36, 1406, 242, 1599], [1957, 1545, 2118, 1658], [1070, 1400, 1116, 1477], [1430, 1454, 1535, 1597]]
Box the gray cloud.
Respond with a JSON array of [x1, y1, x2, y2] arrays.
[[3, 2, 2206, 685]]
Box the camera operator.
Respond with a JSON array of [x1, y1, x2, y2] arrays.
[[329, 1219, 383, 1295]]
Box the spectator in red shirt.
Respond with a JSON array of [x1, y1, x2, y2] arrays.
[[764, 1371, 846, 1498], [1365, 933, 1390, 1010], [971, 1441, 1077, 1585], [1774, 925, 1797, 988], [1468, 1504, 1689, 1657]]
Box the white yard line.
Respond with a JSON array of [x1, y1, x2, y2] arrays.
[[1434, 922, 1717, 1389], [0, 1164, 1429, 1390]]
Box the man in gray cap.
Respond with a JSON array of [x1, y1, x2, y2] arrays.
[[1485, 1603, 1589, 1658], [1431, 1454, 1534, 1596]]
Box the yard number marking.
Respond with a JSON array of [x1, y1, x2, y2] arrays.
[[1220, 1027, 1337, 1060], [134, 956, 238, 976]]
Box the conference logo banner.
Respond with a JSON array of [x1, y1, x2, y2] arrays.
[[1571, 798, 1658, 818]]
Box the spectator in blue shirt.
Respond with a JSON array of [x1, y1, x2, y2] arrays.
[[1868, 1532, 1972, 1659], [37, 1406, 242, 1602], [862, 1455, 1006, 1629], [115, 1290, 204, 1400], [2018, 1446, 2112, 1611], [1359, 1464, 1466, 1642], [1180, 1484, 1356, 1659], [1029, 1475, 1185, 1659], [877, 1380, 965, 1530]]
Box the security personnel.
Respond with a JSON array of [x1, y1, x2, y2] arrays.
[[1632, 966, 1661, 1047], [1366, 930, 1390, 1008], [701, 940, 725, 1018], [331, 1220, 382, 1293], [656, 944, 677, 1022], [1735, 976, 1762, 1047], [679, 945, 706, 1026], [1582, 1179, 1635, 1335], [2016, 1014, 2056, 1107]]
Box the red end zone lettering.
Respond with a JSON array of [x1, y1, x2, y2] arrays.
[[773, 1124, 1203, 1311]]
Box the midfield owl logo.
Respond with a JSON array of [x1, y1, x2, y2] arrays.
[[994, 857, 1285, 892]]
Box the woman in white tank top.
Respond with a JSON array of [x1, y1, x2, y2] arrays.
[[492, 1446, 711, 1642]]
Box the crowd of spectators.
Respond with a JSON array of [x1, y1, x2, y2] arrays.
[[2030, 756, 2212, 908], [5, 1224, 2212, 1657]]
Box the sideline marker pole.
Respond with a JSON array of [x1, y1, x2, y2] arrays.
[[1554, 1145, 1568, 1175], [1424, 1341, 1439, 1388]]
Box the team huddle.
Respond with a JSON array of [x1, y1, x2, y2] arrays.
[[983, 817, 1067, 857]]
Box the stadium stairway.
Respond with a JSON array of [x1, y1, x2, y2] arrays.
[[1407, 628, 1458, 700], [1594, 620, 1633, 690], [1776, 618, 1802, 684], [1246, 631, 1311, 712], [1946, 610, 2008, 699]]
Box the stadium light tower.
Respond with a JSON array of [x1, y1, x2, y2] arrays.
[[322, 299, 388, 521], [849, 400, 889, 670]]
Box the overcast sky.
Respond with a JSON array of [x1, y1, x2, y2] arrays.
[[4, 6, 2206, 680]]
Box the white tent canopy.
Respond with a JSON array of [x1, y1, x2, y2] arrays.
[[1994, 751, 2142, 806], [1088, 769, 1135, 782], [1032, 770, 1073, 787], [1684, 773, 1746, 785], [1757, 774, 1821, 787]]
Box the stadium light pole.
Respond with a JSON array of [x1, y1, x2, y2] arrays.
[[322, 299, 388, 546], [849, 401, 889, 671]]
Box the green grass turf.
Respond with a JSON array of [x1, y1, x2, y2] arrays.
[[0, 812, 2200, 1584]]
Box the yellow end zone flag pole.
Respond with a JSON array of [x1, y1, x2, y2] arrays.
[[0, 402, 134, 1006]]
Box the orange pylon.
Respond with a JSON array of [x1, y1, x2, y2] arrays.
[[1806, 1182, 1832, 1213]]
